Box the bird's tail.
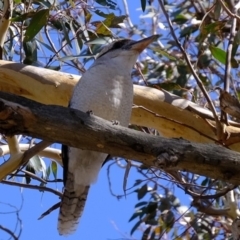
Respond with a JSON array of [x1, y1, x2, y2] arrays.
[[57, 171, 90, 235]]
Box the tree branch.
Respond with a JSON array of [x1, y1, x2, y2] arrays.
[[1, 92, 240, 184], [1, 60, 240, 150], [1, 180, 62, 197]]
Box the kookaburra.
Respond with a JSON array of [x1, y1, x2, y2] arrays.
[[57, 35, 159, 235]]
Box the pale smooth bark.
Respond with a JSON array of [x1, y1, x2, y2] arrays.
[[1, 60, 240, 151]]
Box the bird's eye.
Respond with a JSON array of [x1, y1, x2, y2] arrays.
[[112, 40, 131, 50], [97, 39, 132, 59]]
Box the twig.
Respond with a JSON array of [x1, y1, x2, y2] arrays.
[[122, 0, 134, 28], [21, 169, 47, 184], [132, 105, 218, 142], [1, 180, 62, 197], [0, 224, 18, 240], [157, 0, 223, 139], [44, 25, 59, 57], [219, 0, 240, 23], [21, 140, 52, 166], [224, 10, 237, 92], [45, 25, 85, 67], [38, 202, 60, 220], [123, 160, 131, 197]]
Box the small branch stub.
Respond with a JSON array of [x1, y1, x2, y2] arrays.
[[155, 149, 180, 168]]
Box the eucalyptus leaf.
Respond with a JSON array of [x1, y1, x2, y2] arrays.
[[209, 45, 226, 64], [28, 155, 47, 179], [141, 0, 147, 12], [51, 161, 58, 180], [24, 9, 49, 42], [95, 0, 117, 10]]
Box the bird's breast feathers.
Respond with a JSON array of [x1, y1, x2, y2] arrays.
[[70, 67, 133, 126]]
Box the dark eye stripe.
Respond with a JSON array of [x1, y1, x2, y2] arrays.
[[97, 39, 134, 58], [111, 39, 131, 50]]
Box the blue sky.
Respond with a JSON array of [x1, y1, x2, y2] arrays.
[[0, 160, 191, 240], [0, 1, 191, 239], [0, 163, 144, 239]]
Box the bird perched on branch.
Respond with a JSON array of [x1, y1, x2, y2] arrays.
[[57, 35, 159, 235]]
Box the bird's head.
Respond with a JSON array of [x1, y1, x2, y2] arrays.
[[95, 35, 159, 72]]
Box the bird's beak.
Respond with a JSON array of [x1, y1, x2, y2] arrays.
[[131, 35, 160, 53]]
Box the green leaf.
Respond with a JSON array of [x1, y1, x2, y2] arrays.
[[151, 47, 177, 61], [130, 220, 142, 235], [141, 226, 151, 240], [129, 209, 145, 222], [71, 23, 83, 53], [159, 198, 171, 212], [146, 202, 158, 213], [162, 210, 175, 229], [33, 0, 52, 8], [214, 1, 222, 19], [201, 177, 209, 186], [199, 22, 226, 43], [28, 155, 43, 172], [60, 19, 72, 48], [23, 40, 37, 65], [58, 54, 93, 62], [11, 12, 37, 22], [95, 0, 117, 10], [209, 45, 226, 64], [28, 155, 47, 179], [231, 58, 239, 68], [150, 229, 156, 239], [233, 29, 240, 57], [135, 201, 148, 208], [95, 13, 126, 35], [155, 82, 181, 91], [197, 54, 211, 68], [24, 9, 49, 42], [180, 25, 198, 38], [25, 164, 36, 184], [133, 179, 142, 187], [173, 14, 189, 24], [109, 15, 126, 28], [51, 161, 57, 179], [46, 165, 51, 179], [68, 0, 75, 8], [49, 18, 63, 31], [137, 184, 148, 200], [86, 37, 112, 45], [94, 9, 110, 18], [201, 22, 225, 35], [141, 0, 147, 12]]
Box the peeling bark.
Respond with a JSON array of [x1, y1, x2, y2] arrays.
[[1, 60, 240, 151]]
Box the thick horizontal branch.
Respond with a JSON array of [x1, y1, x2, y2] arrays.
[[1, 60, 240, 151], [1, 92, 240, 184]]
